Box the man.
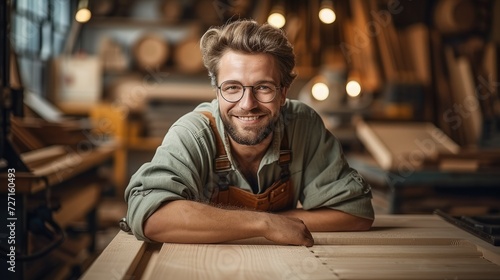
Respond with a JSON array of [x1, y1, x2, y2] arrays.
[[125, 19, 374, 247]]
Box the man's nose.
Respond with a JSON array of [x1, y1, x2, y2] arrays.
[[238, 87, 258, 109]]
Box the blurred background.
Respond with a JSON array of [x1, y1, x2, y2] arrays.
[[1, 0, 499, 279]]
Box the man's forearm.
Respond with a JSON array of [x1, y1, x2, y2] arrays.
[[143, 200, 314, 246], [279, 207, 373, 232], [144, 200, 263, 243]]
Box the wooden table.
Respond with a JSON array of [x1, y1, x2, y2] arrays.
[[82, 215, 500, 279]]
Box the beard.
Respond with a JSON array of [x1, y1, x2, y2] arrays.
[[222, 109, 280, 146]]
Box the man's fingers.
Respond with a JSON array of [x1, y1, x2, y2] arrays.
[[272, 216, 315, 246]]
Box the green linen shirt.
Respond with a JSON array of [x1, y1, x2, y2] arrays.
[[125, 99, 374, 241]]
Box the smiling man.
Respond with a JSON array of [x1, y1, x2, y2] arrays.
[[125, 20, 374, 246]]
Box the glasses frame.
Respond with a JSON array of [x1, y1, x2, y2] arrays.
[[217, 80, 282, 103]]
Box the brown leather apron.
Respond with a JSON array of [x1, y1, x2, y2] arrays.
[[201, 112, 294, 212]]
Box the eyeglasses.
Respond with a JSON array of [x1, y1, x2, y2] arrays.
[[217, 80, 281, 103]]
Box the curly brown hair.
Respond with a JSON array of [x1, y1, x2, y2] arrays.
[[200, 19, 297, 88]]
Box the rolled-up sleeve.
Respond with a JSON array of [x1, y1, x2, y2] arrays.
[[291, 104, 374, 220], [301, 167, 374, 220], [124, 113, 214, 241]]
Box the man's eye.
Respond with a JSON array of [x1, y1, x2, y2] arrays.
[[255, 85, 272, 92], [224, 85, 242, 91]]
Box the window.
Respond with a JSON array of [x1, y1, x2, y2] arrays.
[[11, 0, 73, 97]]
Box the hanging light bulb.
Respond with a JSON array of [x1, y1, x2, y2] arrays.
[[267, 4, 286, 28], [75, 0, 92, 23], [311, 82, 330, 101], [346, 70, 362, 97], [346, 80, 361, 97], [319, 0, 336, 24]]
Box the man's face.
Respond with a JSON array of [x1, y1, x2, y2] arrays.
[[217, 51, 287, 146]]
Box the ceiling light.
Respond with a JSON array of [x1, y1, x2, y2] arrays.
[[267, 4, 286, 28], [319, 0, 336, 24], [346, 80, 361, 97], [311, 82, 330, 101], [75, 0, 92, 23]]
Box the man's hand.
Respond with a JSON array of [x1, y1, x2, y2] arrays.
[[260, 213, 314, 246]]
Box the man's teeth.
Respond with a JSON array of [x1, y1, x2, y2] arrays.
[[238, 116, 259, 121]]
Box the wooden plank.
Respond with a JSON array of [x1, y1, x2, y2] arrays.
[[20, 145, 67, 168], [314, 227, 487, 244], [324, 262, 500, 273], [373, 214, 454, 227], [404, 24, 431, 86], [0, 145, 114, 194], [314, 237, 474, 246], [355, 120, 460, 170], [364, 1, 398, 81], [138, 250, 160, 280], [80, 231, 148, 280], [343, 2, 381, 92], [31, 145, 114, 187], [430, 30, 458, 142], [321, 256, 490, 266], [311, 245, 483, 258], [313, 215, 500, 268], [329, 270, 500, 280], [314, 242, 500, 280], [444, 47, 483, 147], [385, 17, 410, 80], [148, 244, 336, 280], [11, 117, 45, 151]]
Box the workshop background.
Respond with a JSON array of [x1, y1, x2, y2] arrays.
[[0, 0, 499, 279]]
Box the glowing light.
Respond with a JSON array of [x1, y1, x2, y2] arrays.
[[346, 80, 361, 97], [75, 8, 91, 23], [311, 82, 329, 101], [267, 12, 286, 28], [319, 8, 336, 24]]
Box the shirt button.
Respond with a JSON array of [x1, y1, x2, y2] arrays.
[[353, 173, 363, 183]]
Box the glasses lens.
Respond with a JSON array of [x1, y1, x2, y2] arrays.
[[220, 81, 244, 102], [253, 83, 277, 103]]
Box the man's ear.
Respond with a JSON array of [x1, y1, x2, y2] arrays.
[[280, 87, 288, 106]]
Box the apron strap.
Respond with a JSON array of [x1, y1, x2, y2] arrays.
[[200, 111, 231, 190]]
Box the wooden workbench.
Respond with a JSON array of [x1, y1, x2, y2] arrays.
[[82, 215, 500, 279]]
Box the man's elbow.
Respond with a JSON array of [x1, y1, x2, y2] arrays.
[[352, 217, 374, 231], [143, 216, 159, 242]]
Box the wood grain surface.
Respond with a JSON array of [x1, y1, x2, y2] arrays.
[[82, 215, 500, 280]]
